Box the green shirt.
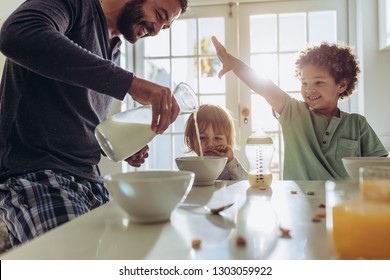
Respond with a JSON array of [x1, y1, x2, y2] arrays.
[[276, 95, 388, 180]]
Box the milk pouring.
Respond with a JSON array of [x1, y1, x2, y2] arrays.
[[95, 82, 198, 162]]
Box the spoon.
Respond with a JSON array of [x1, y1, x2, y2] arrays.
[[179, 202, 234, 215]]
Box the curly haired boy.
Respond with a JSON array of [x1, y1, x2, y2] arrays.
[[212, 37, 388, 180]]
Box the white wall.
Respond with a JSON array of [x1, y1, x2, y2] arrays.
[[356, 0, 390, 150]]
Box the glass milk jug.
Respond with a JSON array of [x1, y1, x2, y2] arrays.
[[95, 82, 198, 162], [245, 135, 274, 188]]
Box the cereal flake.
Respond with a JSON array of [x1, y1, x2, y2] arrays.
[[236, 236, 246, 247], [192, 239, 201, 249]]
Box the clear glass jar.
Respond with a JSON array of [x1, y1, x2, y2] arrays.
[[95, 83, 198, 162]]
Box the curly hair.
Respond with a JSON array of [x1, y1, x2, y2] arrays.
[[178, 0, 188, 13], [295, 42, 360, 99]]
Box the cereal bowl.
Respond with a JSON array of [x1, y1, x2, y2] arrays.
[[342, 157, 390, 181], [175, 156, 227, 186], [105, 170, 195, 223]]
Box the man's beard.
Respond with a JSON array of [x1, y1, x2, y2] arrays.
[[117, 0, 147, 43]]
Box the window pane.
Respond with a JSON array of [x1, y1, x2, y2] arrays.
[[279, 13, 306, 51], [144, 59, 171, 87], [251, 94, 279, 132], [149, 135, 172, 169], [131, 10, 230, 173], [279, 53, 300, 91], [199, 18, 224, 55], [199, 58, 225, 93], [174, 134, 188, 160], [144, 30, 170, 57], [173, 114, 189, 133], [308, 11, 337, 45], [200, 57, 216, 78], [172, 58, 198, 91], [251, 54, 278, 83], [250, 14, 277, 52], [199, 95, 225, 107], [172, 19, 197, 56]]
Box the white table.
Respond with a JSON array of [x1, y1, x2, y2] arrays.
[[1, 180, 358, 260]]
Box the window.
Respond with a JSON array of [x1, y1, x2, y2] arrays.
[[129, 6, 229, 171], [241, 3, 344, 178], [237, 0, 347, 179]]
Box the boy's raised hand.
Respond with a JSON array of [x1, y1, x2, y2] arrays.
[[212, 36, 234, 79]]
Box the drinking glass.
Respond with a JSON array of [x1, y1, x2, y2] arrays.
[[173, 82, 198, 114], [359, 166, 390, 203], [326, 175, 390, 259]]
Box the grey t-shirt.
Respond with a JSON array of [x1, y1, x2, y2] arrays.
[[0, 0, 133, 182], [218, 157, 247, 181]]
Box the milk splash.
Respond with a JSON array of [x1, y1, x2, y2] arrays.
[[193, 110, 203, 160]]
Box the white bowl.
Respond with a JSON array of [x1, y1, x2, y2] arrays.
[[342, 157, 390, 181], [105, 170, 195, 223], [175, 156, 227, 186]]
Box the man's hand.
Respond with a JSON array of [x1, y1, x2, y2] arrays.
[[125, 145, 149, 167], [128, 77, 180, 134]]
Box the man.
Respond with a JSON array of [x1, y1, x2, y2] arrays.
[[0, 0, 187, 246]]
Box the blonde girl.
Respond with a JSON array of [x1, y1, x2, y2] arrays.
[[184, 104, 247, 180]]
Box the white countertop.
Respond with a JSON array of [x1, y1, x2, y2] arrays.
[[1, 180, 357, 260]]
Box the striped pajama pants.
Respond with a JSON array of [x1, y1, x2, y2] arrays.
[[0, 169, 110, 247]]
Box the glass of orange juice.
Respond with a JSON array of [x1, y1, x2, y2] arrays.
[[326, 180, 390, 259], [332, 200, 390, 259], [359, 166, 390, 203], [325, 181, 358, 234]]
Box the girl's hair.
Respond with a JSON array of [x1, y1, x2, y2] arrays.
[[295, 42, 360, 99], [184, 104, 236, 152]]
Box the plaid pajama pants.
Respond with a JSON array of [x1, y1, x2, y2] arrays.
[[0, 169, 110, 247]]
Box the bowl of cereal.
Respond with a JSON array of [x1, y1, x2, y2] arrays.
[[342, 157, 390, 181], [175, 156, 227, 186], [105, 170, 195, 223]]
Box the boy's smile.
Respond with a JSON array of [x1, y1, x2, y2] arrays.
[[300, 64, 347, 118]]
